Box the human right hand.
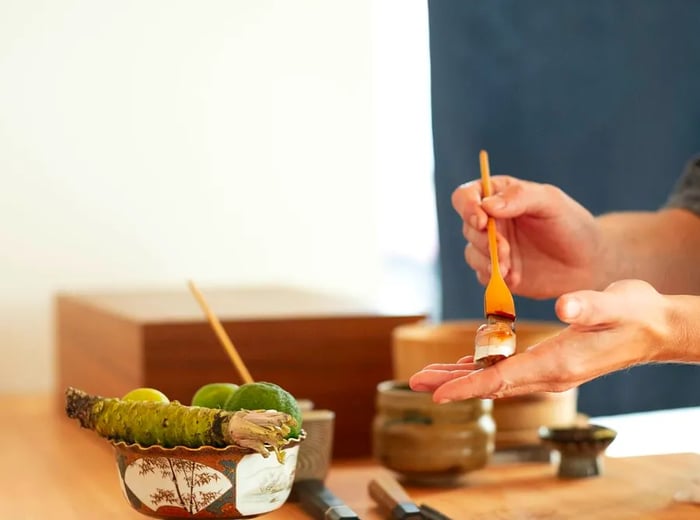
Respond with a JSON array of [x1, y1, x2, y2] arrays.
[[452, 176, 602, 299]]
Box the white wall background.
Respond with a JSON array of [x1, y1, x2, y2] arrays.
[[0, 0, 434, 393], [372, 0, 437, 314]]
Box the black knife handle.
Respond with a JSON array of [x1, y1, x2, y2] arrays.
[[295, 479, 361, 520], [391, 502, 422, 519], [420, 503, 454, 520], [368, 475, 423, 519], [325, 505, 362, 520]]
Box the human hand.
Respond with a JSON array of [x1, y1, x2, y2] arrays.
[[409, 280, 679, 401], [452, 175, 602, 299]]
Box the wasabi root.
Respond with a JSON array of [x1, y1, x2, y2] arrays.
[[65, 387, 297, 462]]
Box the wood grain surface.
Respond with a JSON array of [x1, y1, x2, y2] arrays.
[[1, 394, 698, 519]]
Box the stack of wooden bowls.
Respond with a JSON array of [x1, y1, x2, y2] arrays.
[[391, 320, 579, 450]]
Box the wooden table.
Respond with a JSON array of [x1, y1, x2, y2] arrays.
[[2, 394, 698, 519]]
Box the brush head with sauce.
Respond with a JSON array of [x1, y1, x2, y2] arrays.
[[474, 314, 516, 367]]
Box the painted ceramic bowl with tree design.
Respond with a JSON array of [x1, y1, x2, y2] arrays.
[[112, 440, 301, 519]]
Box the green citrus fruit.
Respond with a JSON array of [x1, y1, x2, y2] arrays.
[[191, 382, 239, 409], [224, 381, 302, 438], [122, 387, 170, 403]]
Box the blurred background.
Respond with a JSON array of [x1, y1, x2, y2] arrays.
[[2, 1, 699, 417], [0, 0, 436, 394]]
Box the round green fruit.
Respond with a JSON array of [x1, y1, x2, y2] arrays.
[[224, 381, 302, 438], [191, 382, 239, 409], [122, 387, 170, 403]]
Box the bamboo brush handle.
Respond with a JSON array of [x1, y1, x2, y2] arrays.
[[187, 280, 254, 385], [479, 150, 501, 277]]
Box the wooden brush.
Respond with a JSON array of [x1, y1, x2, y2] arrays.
[[479, 150, 516, 320]]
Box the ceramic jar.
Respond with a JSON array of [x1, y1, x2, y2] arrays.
[[372, 380, 495, 484]]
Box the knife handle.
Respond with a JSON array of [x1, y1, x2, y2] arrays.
[[368, 474, 422, 519], [419, 503, 453, 520], [295, 479, 360, 520]]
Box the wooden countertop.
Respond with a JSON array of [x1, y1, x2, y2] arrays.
[[2, 394, 698, 519]]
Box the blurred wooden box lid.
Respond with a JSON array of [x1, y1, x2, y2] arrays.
[[55, 285, 426, 458]]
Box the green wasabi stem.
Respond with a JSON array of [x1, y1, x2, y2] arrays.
[[65, 387, 297, 462]]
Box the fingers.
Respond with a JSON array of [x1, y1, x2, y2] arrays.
[[465, 244, 512, 285], [409, 359, 480, 393], [430, 349, 577, 402], [481, 179, 564, 220], [453, 175, 566, 229], [419, 361, 480, 371], [409, 367, 477, 393], [452, 180, 488, 230], [462, 222, 511, 258], [502, 218, 522, 289], [463, 225, 512, 280], [433, 373, 554, 401], [451, 176, 522, 226], [555, 280, 665, 334], [465, 244, 489, 284], [554, 284, 630, 327]]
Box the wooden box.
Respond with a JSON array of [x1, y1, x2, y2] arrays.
[[55, 286, 425, 458]]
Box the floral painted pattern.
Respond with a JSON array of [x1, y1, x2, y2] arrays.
[[124, 456, 231, 514]]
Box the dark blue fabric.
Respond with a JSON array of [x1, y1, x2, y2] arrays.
[[429, 0, 700, 415]]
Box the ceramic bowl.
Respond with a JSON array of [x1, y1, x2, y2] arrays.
[[112, 439, 301, 518], [538, 424, 617, 478], [372, 380, 495, 484]]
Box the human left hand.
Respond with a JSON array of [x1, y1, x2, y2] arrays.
[[409, 280, 679, 401]]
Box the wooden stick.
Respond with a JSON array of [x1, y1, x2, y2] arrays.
[[479, 150, 501, 282], [187, 280, 254, 384], [478, 150, 516, 319]]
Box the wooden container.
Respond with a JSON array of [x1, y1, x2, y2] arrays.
[[55, 286, 425, 458], [391, 320, 578, 449]]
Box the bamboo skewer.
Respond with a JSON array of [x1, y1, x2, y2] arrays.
[[187, 280, 254, 384]]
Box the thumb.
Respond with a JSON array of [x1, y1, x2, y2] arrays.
[[555, 289, 624, 327], [481, 179, 563, 220]]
